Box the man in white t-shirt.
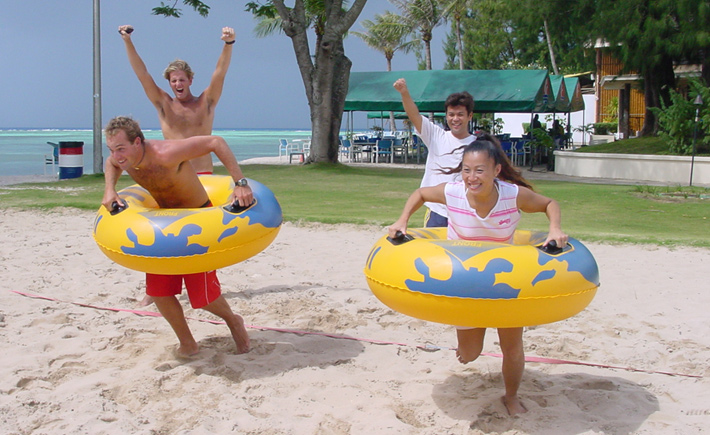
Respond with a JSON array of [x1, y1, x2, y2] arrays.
[[393, 78, 476, 227]]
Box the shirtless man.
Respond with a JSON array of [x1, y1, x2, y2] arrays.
[[118, 24, 235, 174], [119, 25, 235, 305], [102, 116, 252, 357]]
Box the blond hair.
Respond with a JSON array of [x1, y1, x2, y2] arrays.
[[163, 59, 194, 80], [104, 116, 145, 143]]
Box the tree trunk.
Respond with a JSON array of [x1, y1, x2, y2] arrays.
[[701, 48, 710, 87], [273, 0, 367, 163], [639, 57, 675, 136], [543, 19, 559, 75], [387, 58, 396, 131], [423, 30, 433, 70], [310, 37, 351, 162], [618, 84, 630, 139], [456, 18, 464, 70]]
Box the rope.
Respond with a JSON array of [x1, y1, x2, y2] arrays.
[[10, 290, 702, 379]]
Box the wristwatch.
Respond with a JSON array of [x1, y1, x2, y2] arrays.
[[236, 178, 248, 187]]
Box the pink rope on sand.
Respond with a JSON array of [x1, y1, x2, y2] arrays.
[[11, 290, 702, 379]]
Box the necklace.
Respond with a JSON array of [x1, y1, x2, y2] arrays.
[[133, 143, 146, 170]]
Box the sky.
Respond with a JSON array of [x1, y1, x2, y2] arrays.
[[1, 0, 447, 130]]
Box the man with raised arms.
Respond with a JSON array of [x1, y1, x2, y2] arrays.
[[102, 116, 252, 357], [117, 24, 236, 175], [393, 78, 476, 228]]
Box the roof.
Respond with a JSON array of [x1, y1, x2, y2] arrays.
[[549, 75, 585, 112], [345, 70, 559, 113]]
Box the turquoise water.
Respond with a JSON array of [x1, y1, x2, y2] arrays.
[[0, 128, 316, 176]]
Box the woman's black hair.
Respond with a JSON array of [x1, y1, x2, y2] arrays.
[[438, 132, 533, 190]]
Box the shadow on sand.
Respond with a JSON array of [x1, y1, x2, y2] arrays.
[[432, 368, 659, 434]]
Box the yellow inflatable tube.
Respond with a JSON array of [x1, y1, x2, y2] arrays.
[[93, 175, 282, 274], [364, 228, 599, 328]]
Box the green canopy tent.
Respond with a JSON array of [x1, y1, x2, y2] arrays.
[[547, 75, 587, 140], [366, 111, 445, 119], [345, 70, 556, 113], [343, 70, 558, 163], [549, 76, 585, 113], [565, 77, 585, 113], [550, 75, 570, 112]]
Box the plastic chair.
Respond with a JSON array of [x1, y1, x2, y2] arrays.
[[278, 139, 290, 159], [392, 138, 407, 163], [374, 139, 393, 163], [340, 139, 361, 162], [500, 141, 515, 163], [43, 154, 57, 176], [513, 139, 530, 167]]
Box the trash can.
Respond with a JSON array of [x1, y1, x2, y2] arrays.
[[58, 141, 84, 179]]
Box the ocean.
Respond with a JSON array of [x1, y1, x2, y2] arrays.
[[0, 128, 318, 176]]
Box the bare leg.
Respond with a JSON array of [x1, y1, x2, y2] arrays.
[[455, 328, 486, 364], [138, 295, 154, 307], [152, 296, 199, 357], [497, 327, 527, 415], [201, 295, 250, 354]]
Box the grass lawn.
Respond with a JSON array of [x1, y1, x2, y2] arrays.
[[1, 163, 708, 248]]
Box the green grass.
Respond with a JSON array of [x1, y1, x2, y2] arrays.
[[520, 181, 709, 247], [1, 164, 709, 247]]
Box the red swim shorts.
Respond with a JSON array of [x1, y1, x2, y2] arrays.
[[146, 271, 221, 309]]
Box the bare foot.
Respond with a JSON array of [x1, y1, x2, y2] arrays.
[[227, 313, 250, 354], [138, 295, 154, 307], [456, 349, 473, 364], [502, 395, 528, 416], [176, 342, 200, 359]]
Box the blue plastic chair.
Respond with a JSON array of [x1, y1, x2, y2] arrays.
[[340, 139, 362, 162], [374, 139, 393, 163], [278, 139, 290, 159], [500, 141, 515, 162], [512, 139, 530, 166]]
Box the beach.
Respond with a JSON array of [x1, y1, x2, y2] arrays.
[[1, 205, 709, 434]]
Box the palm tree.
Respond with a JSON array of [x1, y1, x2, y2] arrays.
[[442, 0, 471, 70], [390, 0, 447, 70], [352, 11, 419, 132], [352, 11, 418, 72]]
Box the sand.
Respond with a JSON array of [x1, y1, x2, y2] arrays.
[[1, 208, 709, 434]]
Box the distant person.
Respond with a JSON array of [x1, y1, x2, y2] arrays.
[[118, 24, 236, 306], [102, 116, 252, 357], [550, 119, 565, 148], [118, 24, 236, 175], [388, 133, 568, 416], [393, 78, 475, 228], [527, 114, 543, 138]]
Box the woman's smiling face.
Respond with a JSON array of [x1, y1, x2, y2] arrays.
[[461, 150, 501, 195]]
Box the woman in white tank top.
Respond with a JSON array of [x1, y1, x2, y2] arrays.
[[388, 133, 568, 416]]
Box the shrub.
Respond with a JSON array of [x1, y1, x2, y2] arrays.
[[593, 122, 617, 135], [479, 116, 505, 135], [652, 79, 710, 155]]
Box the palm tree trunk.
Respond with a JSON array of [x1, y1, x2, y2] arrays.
[[456, 18, 464, 70], [543, 19, 559, 75]]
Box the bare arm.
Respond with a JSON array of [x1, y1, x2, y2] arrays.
[[204, 27, 235, 106], [517, 186, 568, 247], [393, 78, 423, 134], [388, 184, 446, 238], [101, 156, 124, 210], [118, 25, 167, 109], [161, 136, 253, 206]]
